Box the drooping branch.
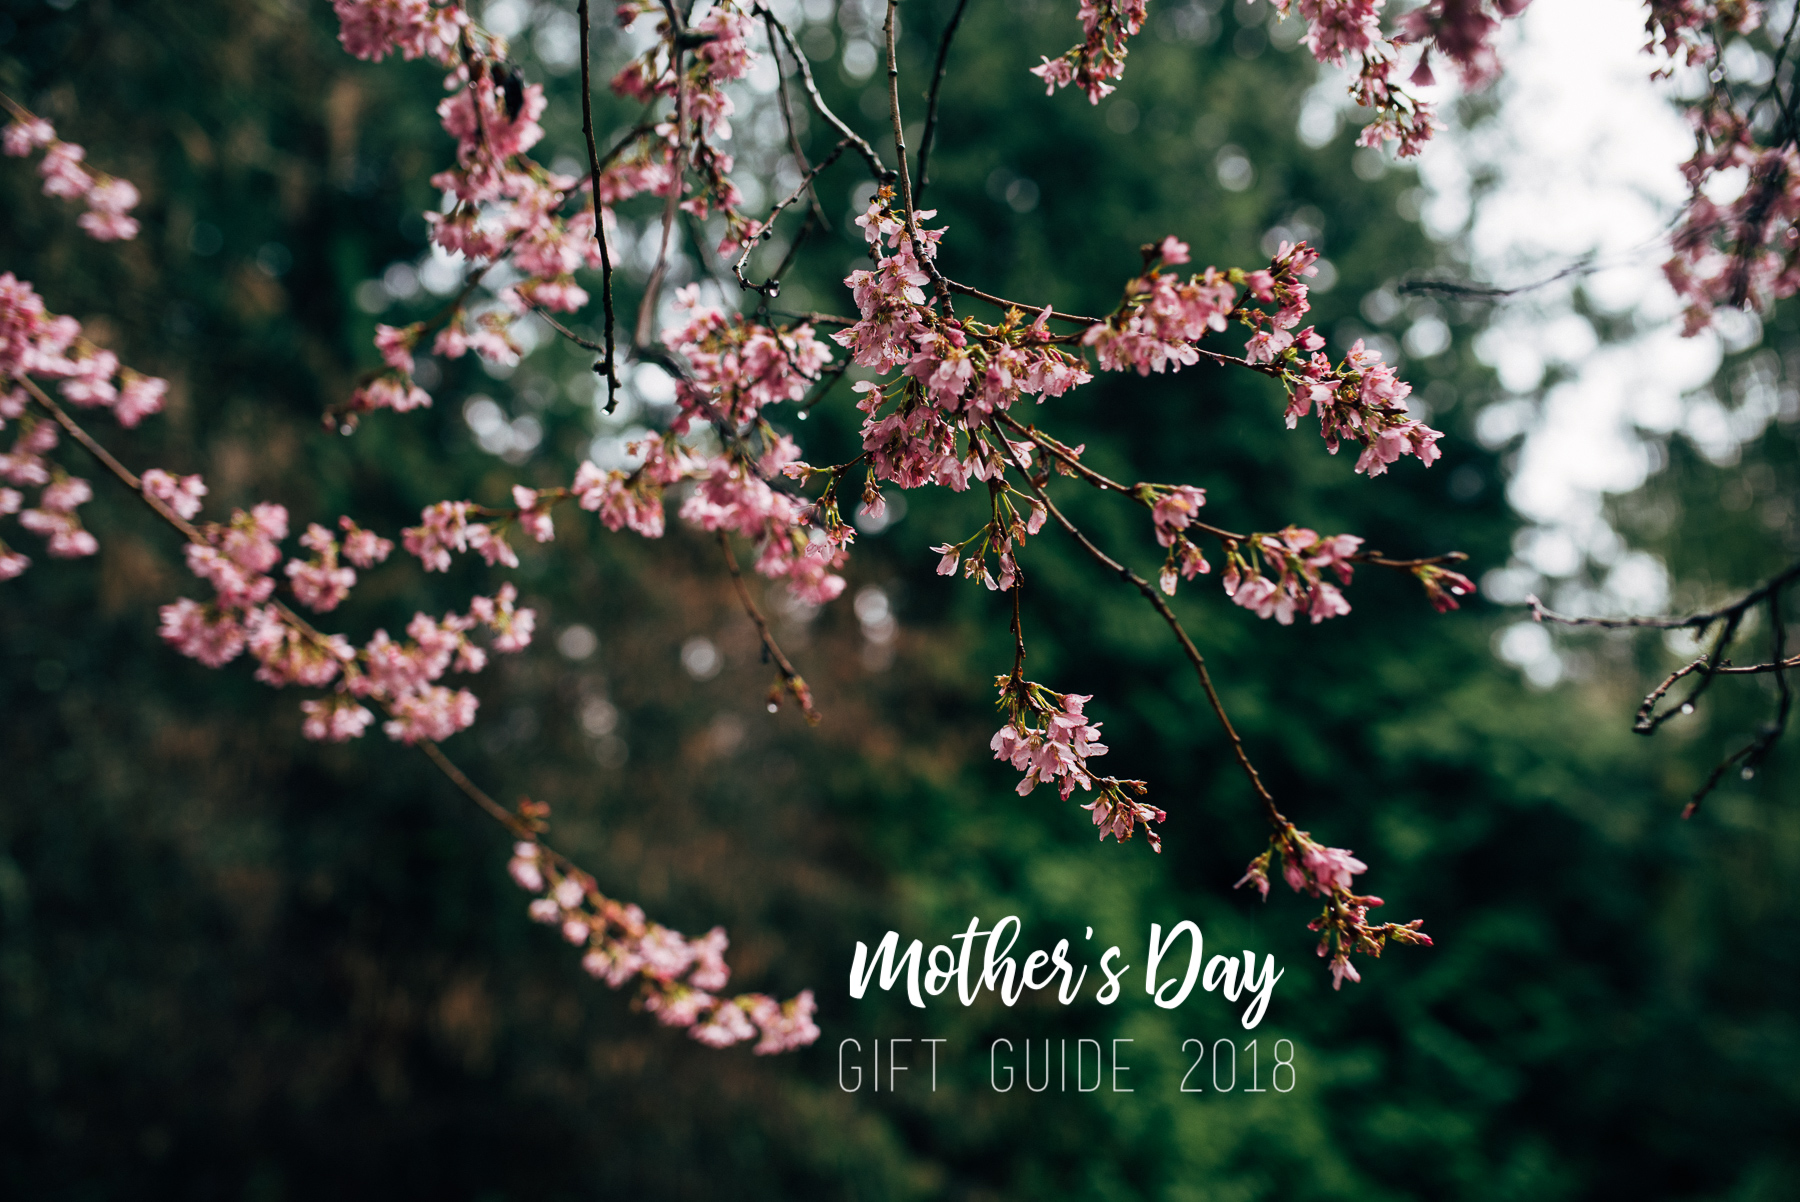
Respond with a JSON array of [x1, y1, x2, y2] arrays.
[[993, 428, 1286, 828]]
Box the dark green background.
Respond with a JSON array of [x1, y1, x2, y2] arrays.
[[2, 0, 1796, 1198]]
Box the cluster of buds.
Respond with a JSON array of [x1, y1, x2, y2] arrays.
[[931, 477, 1048, 593], [506, 841, 820, 1054], [1236, 823, 1432, 989]]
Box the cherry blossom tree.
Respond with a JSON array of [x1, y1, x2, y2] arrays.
[[4, 0, 1794, 1047]]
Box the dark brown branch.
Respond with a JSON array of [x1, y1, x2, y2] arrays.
[[944, 279, 1098, 325], [915, 0, 972, 206], [774, 308, 858, 327], [578, 0, 624, 407], [1534, 563, 1800, 814], [1528, 560, 1800, 631]]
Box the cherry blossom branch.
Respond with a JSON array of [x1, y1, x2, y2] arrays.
[[995, 431, 1285, 827], [18, 376, 195, 535], [19, 372, 817, 1053], [578, 0, 622, 405], [996, 412, 1467, 571], [716, 530, 819, 723], [915, 0, 973, 205]]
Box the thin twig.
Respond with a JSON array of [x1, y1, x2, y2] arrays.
[[996, 413, 1465, 571], [883, 0, 954, 312], [915, 0, 972, 206], [578, 0, 623, 406], [733, 139, 854, 296], [753, 2, 895, 185], [1529, 561, 1800, 631], [945, 279, 1097, 325], [717, 531, 820, 724], [762, 12, 829, 227], [774, 308, 858, 327]]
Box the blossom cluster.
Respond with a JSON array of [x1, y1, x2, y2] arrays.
[[506, 841, 820, 1053], [1236, 824, 1432, 989], [333, 0, 601, 417], [1082, 237, 1240, 375], [610, 0, 764, 249], [1031, 0, 1149, 104], [838, 195, 1091, 493], [1, 273, 171, 577], [661, 286, 832, 432], [1223, 526, 1363, 625], [1140, 482, 1213, 594], [1657, 20, 1800, 335], [2, 104, 144, 241], [991, 677, 1166, 851], [155, 487, 534, 745]]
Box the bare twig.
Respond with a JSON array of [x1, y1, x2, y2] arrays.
[[733, 139, 854, 296], [753, 2, 895, 185], [883, 0, 954, 313], [1528, 562, 1800, 631], [945, 279, 1097, 325], [578, 0, 623, 407], [916, 0, 972, 206], [717, 531, 820, 724], [1531, 561, 1800, 814], [762, 12, 829, 226]]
